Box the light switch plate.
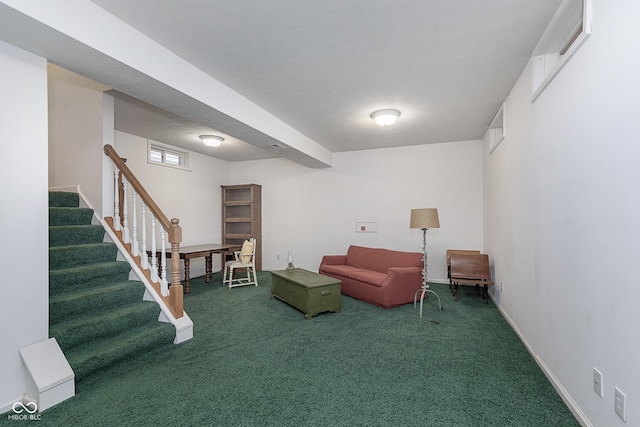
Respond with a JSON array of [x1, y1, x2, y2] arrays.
[[593, 368, 603, 397], [615, 386, 626, 421]]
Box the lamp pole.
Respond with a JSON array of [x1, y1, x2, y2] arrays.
[[421, 228, 429, 289], [416, 227, 442, 315]]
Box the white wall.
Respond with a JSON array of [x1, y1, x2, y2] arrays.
[[483, 2, 640, 425], [48, 64, 110, 212], [0, 41, 48, 412], [114, 131, 231, 277], [231, 140, 484, 280], [111, 132, 482, 283]]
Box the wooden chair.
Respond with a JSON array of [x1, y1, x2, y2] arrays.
[[449, 253, 493, 303], [223, 238, 258, 289], [446, 250, 481, 292]]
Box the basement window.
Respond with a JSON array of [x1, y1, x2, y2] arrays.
[[147, 141, 190, 171], [531, 0, 592, 101]]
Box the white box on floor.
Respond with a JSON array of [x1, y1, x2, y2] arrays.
[[19, 338, 75, 411]]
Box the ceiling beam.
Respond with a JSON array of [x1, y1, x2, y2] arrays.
[[0, 0, 333, 168]]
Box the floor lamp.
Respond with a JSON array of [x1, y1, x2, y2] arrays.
[[410, 208, 442, 316]]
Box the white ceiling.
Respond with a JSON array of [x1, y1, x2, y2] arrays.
[[3, 1, 564, 164]]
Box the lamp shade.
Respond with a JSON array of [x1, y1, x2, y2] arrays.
[[410, 208, 440, 229]]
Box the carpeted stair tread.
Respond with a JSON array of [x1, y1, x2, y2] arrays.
[[51, 301, 163, 351], [49, 242, 118, 270], [65, 321, 175, 384], [49, 206, 94, 226], [49, 191, 80, 208], [49, 280, 147, 325], [47, 190, 176, 392], [49, 261, 133, 296], [49, 225, 106, 247]]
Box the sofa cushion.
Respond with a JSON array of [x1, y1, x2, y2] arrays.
[[320, 264, 363, 277], [346, 245, 422, 274], [346, 245, 384, 272], [347, 269, 387, 287]]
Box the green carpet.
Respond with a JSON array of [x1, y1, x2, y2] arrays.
[[9, 271, 579, 426]]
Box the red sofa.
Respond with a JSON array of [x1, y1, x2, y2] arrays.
[[319, 245, 423, 309]]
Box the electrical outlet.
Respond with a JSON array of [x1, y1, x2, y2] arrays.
[[615, 387, 626, 421], [593, 368, 603, 397], [500, 281, 504, 291], [276, 254, 280, 260]]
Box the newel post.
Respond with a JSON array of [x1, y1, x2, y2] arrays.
[[168, 218, 184, 318]]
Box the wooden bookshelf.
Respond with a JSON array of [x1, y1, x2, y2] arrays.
[[221, 184, 262, 270]]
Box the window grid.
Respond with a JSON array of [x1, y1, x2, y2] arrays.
[[148, 145, 188, 170]]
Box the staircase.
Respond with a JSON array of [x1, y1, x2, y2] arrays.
[[48, 191, 175, 385]]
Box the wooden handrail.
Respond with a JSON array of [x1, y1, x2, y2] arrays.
[[104, 144, 183, 319], [104, 144, 171, 230]]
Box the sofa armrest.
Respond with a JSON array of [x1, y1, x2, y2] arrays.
[[374, 266, 424, 308], [320, 255, 348, 266], [383, 267, 423, 287]]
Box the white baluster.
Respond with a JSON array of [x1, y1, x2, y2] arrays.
[[122, 177, 130, 244], [113, 169, 121, 231], [160, 229, 168, 296], [151, 216, 158, 282], [141, 203, 148, 269], [131, 191, 139, 256]]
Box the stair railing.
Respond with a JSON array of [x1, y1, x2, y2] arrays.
[[103, 144, 184, 319]]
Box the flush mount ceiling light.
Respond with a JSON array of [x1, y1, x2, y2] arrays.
[[200, 135, 224, 147], [370, 109, 401, 127]]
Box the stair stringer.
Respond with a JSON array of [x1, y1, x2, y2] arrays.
[[100, 216, 193, 344], [53, 185, 193, 345]]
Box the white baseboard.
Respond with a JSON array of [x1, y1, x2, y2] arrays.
[[48, 185, 78, 192], [490, 294, 591, 427], [0, 396, 26, 417]]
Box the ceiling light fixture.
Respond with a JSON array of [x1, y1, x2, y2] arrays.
[[200, 135, 224, 147], [370, 109, 401, 126]]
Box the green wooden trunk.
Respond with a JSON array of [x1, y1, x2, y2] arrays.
[[271, 269, 341, 319]]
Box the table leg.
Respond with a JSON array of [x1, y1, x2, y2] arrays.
[[205, 255, 212, 283], [184, 258, 191, 294]]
